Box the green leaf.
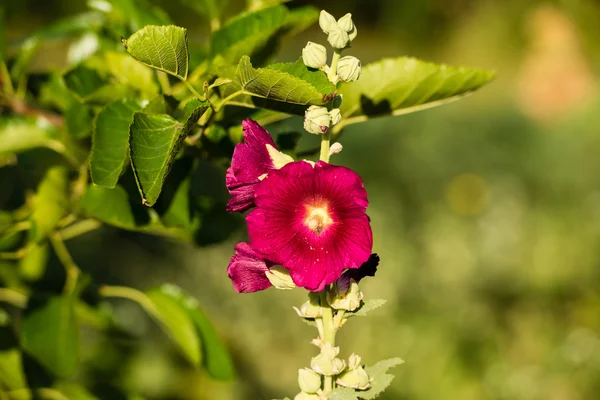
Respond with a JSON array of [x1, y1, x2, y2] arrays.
[[21, 296, 79, 377], [348, 299, 387, 318], [63, 64, 106, 99], [0, 316, 27, 390], [0, 117, 62, 156], [283, 5, 319, 36], [65, 101, 94, 139], [236, 56, 336, 106], [145, 288, 201, 366], [158, 284, 235, 380], [327, 387, 359, 400], [359, 358, 405, 400], [53, 382, 100, 400], [105, 52, 159, 97], [90, 99, 143, 188], [108, 0, 171, 32], [129, 99, 208, 206], [80, 185, 149, 230], [123, 25, 189, 80], [19, 241, 49, 281], [211, 5, 288, 63], [30, 166, 69, 242], [338, 57, 495, 122]]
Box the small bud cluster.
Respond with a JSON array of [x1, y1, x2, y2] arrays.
[[300, 9, 363, 142]]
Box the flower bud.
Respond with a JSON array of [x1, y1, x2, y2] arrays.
[[265, 266, 296, 290], [337, 13, 354, 32], [329, 142, 343, 156], [348, 353, 361, 370], [298, 368, 321, 394], [327, 28, 350, 49], [302, 42, 327, 69], [311, 343, 346, 376], [319, 10, 338, 34], [336, 366, 370, 390], [294, 393, 320, 400], [327, 278, 363, 311], [329, 109, 341, 126], [337, 56, 362, 82], [304, 105, 331, 135], [293, 300, 322, 318]]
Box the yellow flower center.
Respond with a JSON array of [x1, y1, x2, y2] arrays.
[[303, 204, 334, 234]]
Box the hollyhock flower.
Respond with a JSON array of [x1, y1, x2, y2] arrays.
[[246, 161, 372, 292], [227, 242, 274, 293], [226, 119, 292, 213]]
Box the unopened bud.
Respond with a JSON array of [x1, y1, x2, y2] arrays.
[[336, 366, 370, 390], [302, 42, 327, 69], [294, 292, 322, 318], [265, 266, 296, 290], [337, 13, 354, 32], [337, 56, 361, 82], [348, 354, 362, 370], [319, 10, 338, 34], [329, 109, 341, 126], [327, 279, 363, 311], [327, 28, 350, 49], [304, 105, 331, 135], [329, 142, 343, 156], [298, 368, 321, 394], [311, 343, 346, 376]]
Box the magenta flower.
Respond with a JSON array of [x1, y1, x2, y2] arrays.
[[246, 161, 373, 292], [226, 119, 291, 213], [227, 242, 275, 293]]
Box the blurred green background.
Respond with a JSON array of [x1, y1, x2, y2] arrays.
[[4, 0, 600, 399]]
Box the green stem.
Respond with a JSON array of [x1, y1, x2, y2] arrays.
[[182, 79, 204, 100], [320, 290, 337, 394], [0, 288, 28, 308], [99, 285, 162, 320], [57, 219, 102, 241], [49, 234, 80, 294], [320, 130, 331, 163], [157, 71, 171, 95], [215, 90, 245, 112]]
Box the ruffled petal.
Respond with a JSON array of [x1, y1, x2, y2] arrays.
[[227, 242, 273, 293]]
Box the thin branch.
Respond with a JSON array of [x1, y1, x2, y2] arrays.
[[49, 233, 80, 294]]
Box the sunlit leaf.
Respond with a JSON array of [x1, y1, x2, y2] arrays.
[[29, 166, 69, 242], [236, 56, 336, 106], [327, 387, 358, 400], [145, 287, 201, 366], [359, 358, 404, 399], [90, 99, 143, 188], [0, 117, 63, 156], [211, 5, 287, 63], [338, 57, 495, 123], [129, 99, 209, 206], [347, 299, 387, 318], [158, 284, 235, 380], [123, 25, 189, 80], [21, 296, 79, 377], [105, 52, 159, 97]]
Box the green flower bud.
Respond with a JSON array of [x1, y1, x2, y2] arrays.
[[302, 42, 327, 69], [319, 10, 338, 34], [336, 366, 370, 390], [329, 142, 343, 157], [348, 353, 362, 370], [327, 279, 363, 311], [304, 105, 331, 135], [298, 368, 322, 394], [327, 28, 350, 49], [311, 343, 346, 376], [337, 13, 354, 32], [329, 109, 341, 126], [294, 393, 320, 400], [265, 266, 296, 290], [293, 299, 322, 318], [337, 56, 362, 82]]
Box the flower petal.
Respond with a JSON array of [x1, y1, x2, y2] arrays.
[[227, 242, 273, 293]]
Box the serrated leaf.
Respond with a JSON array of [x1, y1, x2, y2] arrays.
[[237, 56, 336, 106], [359, 358, 404, 400], [338, 57, 495, 123], [123, 25, 189, 80], [21, 296, 79, 377], [157, 284, 235, 380], [129, 100, 208, 206], [0, 117, 62, 156], [211, 5, 288, 63], [80, 185, 150, 230], [348, 299, 387, 318], [90, 99, 143, 188], [327, 387, 359, 400], [105, 52, 159, 97], [145, 288, 201, 366], [30, 166, 69, 242]]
